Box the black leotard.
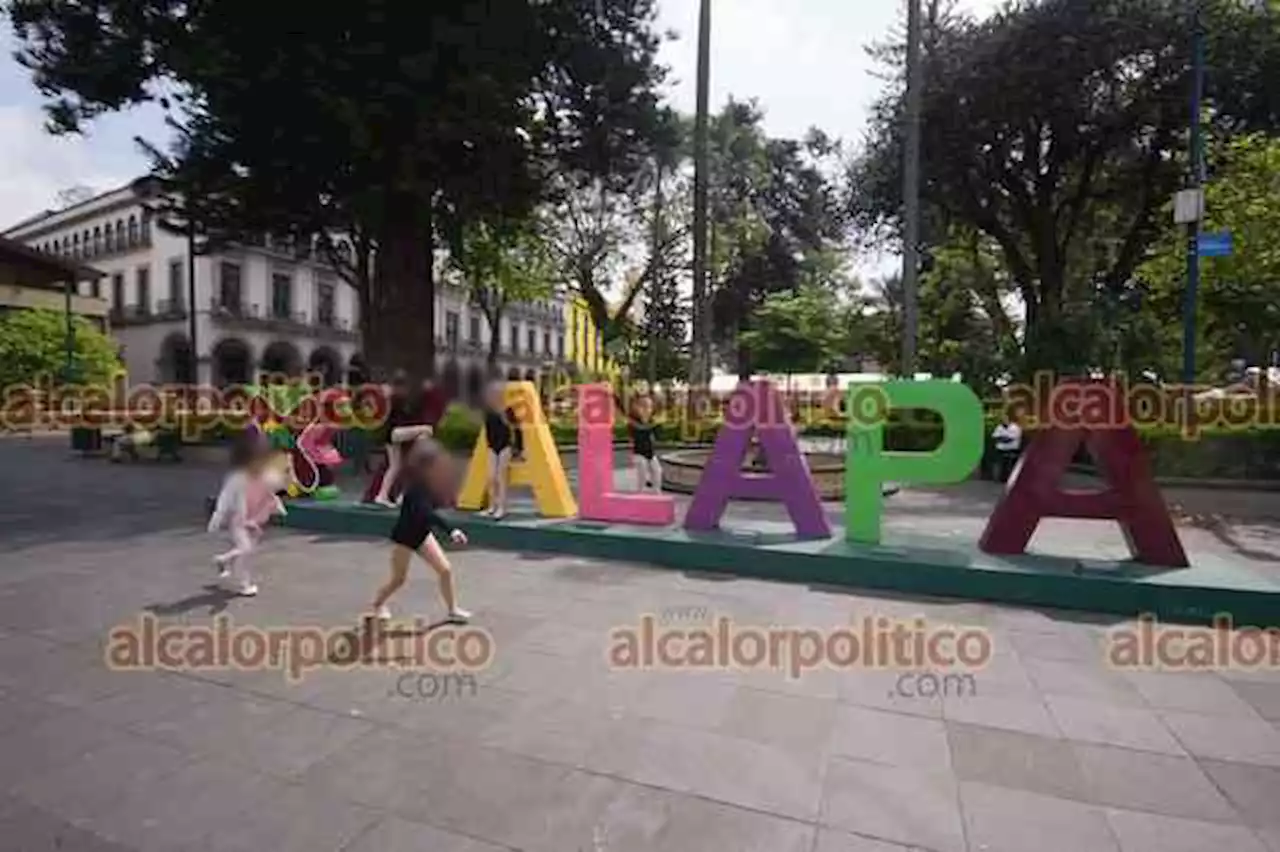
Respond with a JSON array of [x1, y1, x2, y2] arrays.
[[383, 394, 416, 451], [389, 482, 455, 549], [613, 392, 657, 459], [630, 421, 656, 460], [484, 407, 523, 455]]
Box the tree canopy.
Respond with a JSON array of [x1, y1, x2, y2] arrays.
[[0, 309, 121, 390], [8, 0, 670, 378], [850, 0, 1280, 377]]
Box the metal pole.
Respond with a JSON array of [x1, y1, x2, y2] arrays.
[[692, 0, 711, 388], [902, 0, 923, 378], [1183, 0, 1205, 385], [63, 276, 75, 382], [187, 223, 198, 385]]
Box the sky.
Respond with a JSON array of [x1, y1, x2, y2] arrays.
[[0, 0, 1001, 256]]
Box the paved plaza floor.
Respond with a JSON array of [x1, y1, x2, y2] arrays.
[[2, 436, 1280, 851]]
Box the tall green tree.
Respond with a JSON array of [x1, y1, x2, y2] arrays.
[[543, 107, 688, 347], [7, 0, 668, 379], [850, 0, 1280, 376], [738, 287, 850, 377], [1139, 132, 1280, 379], [452, 220, 556, 369], [705, 101, 849, 378]]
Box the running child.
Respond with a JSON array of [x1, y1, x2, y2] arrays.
[[370, 438, 471, 623], [480, 380, 523, 520], [208, 430, 286, 596]]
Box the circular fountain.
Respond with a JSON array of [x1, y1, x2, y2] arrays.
[[660, 446, 848, 500]]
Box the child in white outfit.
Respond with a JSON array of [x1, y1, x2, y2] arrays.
[[208, 432, 286, 596]]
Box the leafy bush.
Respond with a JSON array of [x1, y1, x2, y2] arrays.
[[0, 308, 121, 390], [434, 403, 482, 452]]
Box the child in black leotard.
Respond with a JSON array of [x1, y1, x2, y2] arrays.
[[480, 380, 523, 520], [370, 438, 470, 623], [627, 394, 661, 491]]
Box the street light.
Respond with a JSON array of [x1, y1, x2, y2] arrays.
[[1182, 0, 1206, 385], [901, 0, 923, 378]]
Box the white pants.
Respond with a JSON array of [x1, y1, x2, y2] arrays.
[[216, 526, 259, 589], [634, 456, 662, 491]]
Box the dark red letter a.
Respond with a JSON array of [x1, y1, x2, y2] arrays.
[[979, 423, 1187, 568]]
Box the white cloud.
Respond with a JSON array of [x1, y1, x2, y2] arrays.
[[0, 104, 138, 227]]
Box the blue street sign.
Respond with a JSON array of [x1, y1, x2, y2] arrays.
[[1198, 231, 1233, 257]]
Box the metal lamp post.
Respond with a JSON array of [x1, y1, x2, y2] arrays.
[[902, 0, 923, 378], [1182, 0, 1206, 385]]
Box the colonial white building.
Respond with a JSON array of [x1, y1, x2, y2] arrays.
[[1, 178, 571, 396]]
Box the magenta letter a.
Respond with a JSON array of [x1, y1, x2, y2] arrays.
[[685, 380, 831, 538]]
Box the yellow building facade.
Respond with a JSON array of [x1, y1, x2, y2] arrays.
[[564, 295, 620, 378]]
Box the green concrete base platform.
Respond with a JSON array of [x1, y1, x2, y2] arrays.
[[280, 499, 1280, 627]]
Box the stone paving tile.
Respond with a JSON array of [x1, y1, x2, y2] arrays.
[[584, 714, 825, 821], [145, 689, 297, 755], [650, 792, 816, 852], [0, 708, 121, 793], [1044, 693, 1186, 755], [946, 722, 1088, 801], [1006, 627, 1106, 664], [1232, 680, 1280, 721], [941, 691, 1060, 737], [820, 756, 965, 852], [10, 732, 191, 825], [627, 671, 740, 729], [812, 829, 917, 852], [474, 689, 625, 768], [1072, 742, 1238, 821], [1104, 808, 1271, 852], [1199, 760, 1280, 831], [1023, 658, 1146, 706], [959, 781, 1119, 852], [0, 801, 139, 852], [1121, 670, 1261, 717], [1160, 709, 1280, 766], [89, 755, 295, 852], [81, 672, 234, 732], [716, 685, 838, 756], [299, 727, 446, 815], [828, 705, 953, 772], [342, 815, 512, 852], [191, 782, 380, 852], [219, 704, 380, 779]]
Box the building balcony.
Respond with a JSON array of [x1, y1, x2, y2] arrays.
[[209, 298, 358, 341], [111, 300, 187, 326]]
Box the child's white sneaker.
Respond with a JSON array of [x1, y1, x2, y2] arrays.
[[447, 607, 472, 624], [235, 583, 259, 597], [374, 605, 392, 621]]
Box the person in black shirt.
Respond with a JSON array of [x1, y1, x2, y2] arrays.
[[627, 394, 661, 491], [370, 371, 433, 508], [370, 438, 471, 623], [480, 380, 523, 519]]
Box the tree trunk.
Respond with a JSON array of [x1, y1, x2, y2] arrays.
[[486, 308, 503, 370], [366, 193, 436, 381]]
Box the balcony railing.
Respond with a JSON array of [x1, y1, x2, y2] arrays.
[[111, 302, 188, 326], [208, 298, 359, 341]]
